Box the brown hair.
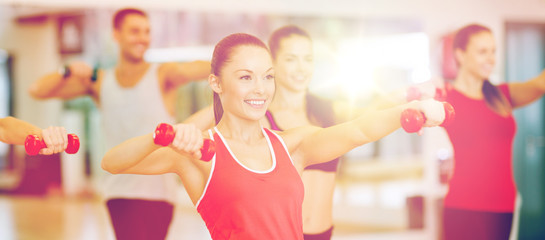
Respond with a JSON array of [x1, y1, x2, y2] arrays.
[[210, 33, 269, 124], [112, 8, 147, 30], [268, 25, 312, 60], [453, 24, 511, 116]]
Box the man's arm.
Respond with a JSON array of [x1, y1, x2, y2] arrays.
[[159, 61, 211, 88], [29, 61, 99, 101]]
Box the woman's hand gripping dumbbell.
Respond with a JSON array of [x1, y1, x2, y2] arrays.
[[401, 99, 455, 133], [25, 126, 80, 155], [153, 123, 215, 161]]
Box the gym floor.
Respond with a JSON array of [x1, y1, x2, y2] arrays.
[[0, 187, 431, 240]]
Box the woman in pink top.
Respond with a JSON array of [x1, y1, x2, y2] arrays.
[[101, 33, 446, 240], [442, 24, 545, 240]]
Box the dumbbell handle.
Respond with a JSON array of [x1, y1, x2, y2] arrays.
[[401, 102, 455, 133], [25, 134, 80, 156], [407, 87, 447, 102], [153, 123, 216, 162]]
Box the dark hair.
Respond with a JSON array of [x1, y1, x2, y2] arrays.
[[453, 24, 511, 116], [113, 8, 147, 30], [268, 25, 311, 60], [211, 33, 269, 124], [452, 24, 491, 52]]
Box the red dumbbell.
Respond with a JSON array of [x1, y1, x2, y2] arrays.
[[401, 102, 455, 133], [407, 86, 447, 102], [25, 134, 80, 156], [153, 123, 216, 162]]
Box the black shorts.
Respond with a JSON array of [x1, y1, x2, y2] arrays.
[[107, 198, 174, 240], [304, 226, 334, 240], [443, 207, 513, 240]]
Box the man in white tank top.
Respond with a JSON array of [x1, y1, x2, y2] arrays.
[[29, 8, 210, 240]]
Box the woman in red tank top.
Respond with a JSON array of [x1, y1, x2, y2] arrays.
[[101, 33, 447, 240], [441, 24, 545, 240]]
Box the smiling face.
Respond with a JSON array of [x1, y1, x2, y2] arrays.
[[273, 35, 313, 93], [113, 14, 150, 62], [212, 45, 275, 122], [456, 31, 496, 81]]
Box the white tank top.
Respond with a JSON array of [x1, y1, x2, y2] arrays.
[[100, 63, 178, 203]]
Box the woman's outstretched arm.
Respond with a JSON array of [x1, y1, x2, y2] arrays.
[[285, 99, 445, 167], [508, 69, 545, 108], [0, 116, 42, 144], [101, 124, 204, 175]]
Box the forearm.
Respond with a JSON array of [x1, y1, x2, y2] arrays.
[[509, 70, 545, 108], [28, 73, 66, 99], [300, 99, 443, 166], [30, 63, 94, 100], [101, 133, 161, 174], [351, 104, 407, 143], [0, 117, 41, 144]]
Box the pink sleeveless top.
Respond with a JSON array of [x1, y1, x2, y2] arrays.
[[444, 84, 517, 212], [196, 127, 304, 240]]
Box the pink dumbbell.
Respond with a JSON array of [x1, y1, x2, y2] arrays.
[[153, 123, 215, 162], [25, 134, 80, 156], [401, 102, 455, 133]]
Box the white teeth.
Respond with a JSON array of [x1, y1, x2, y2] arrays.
[[246, 100, 265, 105]]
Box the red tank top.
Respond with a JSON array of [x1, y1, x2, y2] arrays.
[[196, 127, 304, 240], [444, 84, 517, 212]]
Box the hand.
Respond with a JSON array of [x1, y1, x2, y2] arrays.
[[68, 61, 94, 87], [416, 99, 445, 127], [169, 124, 203, 159], [40, 126, 68, 155]]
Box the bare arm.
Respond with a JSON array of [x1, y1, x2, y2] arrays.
[[0, 117, 70, 155], [0, 117, 41, 144], [101, 124, 205, 175], [287, 99, 445, 167], [28, 62, 98, 101], [101, 133, 173, 174], [508, 69, 545, 109], [101, 124, 211, 204], [160, 60, 211, 88]]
